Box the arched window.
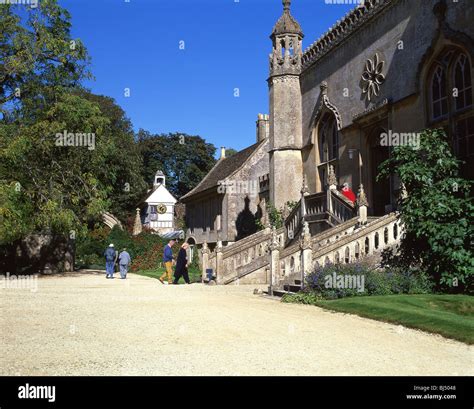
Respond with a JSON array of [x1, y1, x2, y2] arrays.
[[317, 113, 339, 191], [319, 113, 339, 162], [426, 49, 473, 179], [454, 53, 472, 111], [430, 65, 448, 120]]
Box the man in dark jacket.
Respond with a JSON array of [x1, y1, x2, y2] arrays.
[[173, 243, 190, 285], [159, 239, 176, 284], [104, 244, 118, 279]]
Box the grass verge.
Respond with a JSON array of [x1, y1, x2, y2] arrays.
[[283, 294, 474, 344]]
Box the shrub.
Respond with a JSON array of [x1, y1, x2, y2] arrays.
[[302, 262, 433, 300], [378, 128, 473, 293], [76, 226, 170, 271]]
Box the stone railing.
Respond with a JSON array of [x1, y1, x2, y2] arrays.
[[285, 189, 355, 245], [312, 213, 402, 267], [204, 226, 285, 285], [272, 213, 403, 292], [328, 189, 355, 224]]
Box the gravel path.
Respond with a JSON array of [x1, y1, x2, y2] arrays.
[[1, 272, 472, 376]]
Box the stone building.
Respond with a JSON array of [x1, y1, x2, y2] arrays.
[[181, 116, 270, 249], [268, 0, 473, 215], [184, 0, 473, 286]]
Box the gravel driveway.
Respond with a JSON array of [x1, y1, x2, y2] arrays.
[[1, 272, 472, 376]]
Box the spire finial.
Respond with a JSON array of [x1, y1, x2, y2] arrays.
[[283, 0, 291, 12]]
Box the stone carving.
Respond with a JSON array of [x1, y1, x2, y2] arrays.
[[357, 184, 369, 207], [300, 175, 309, 196], [361, 53, 385, 101], [269, 226, 280, 251], [327, 165, 337, 187], [300, 221, 312, 250], [202, 241, 210, 254], [312, 82, 342, 130]]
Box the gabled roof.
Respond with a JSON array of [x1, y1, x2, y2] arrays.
[[145, 183, 177, 204], [180, 140, 265, 202]]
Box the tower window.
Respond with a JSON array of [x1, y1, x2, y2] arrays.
[[281, 40, 286, 58]]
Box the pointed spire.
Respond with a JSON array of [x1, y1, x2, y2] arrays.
[[357, 184, 369, 207], [132, 208, 142, 236], [301, 174, 309, 196], [328, 165, 337, 188], [271, 0, 303, 38]]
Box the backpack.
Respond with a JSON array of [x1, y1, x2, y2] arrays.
[[105, 248, 116, 262]]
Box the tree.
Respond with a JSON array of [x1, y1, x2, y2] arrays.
[[137, 131, 216, 198], [0, 0, 90, 122], [74, 91, 148, 221], [0, 1, 146, 245], [378, 128, 473, 292], [225, 148, 238, 157]]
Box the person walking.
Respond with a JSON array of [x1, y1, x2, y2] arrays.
[[118, 248, 131, 279], [159, 239, 176, 285], [173, 243, 190, 285], [104, 244, 117, 279]]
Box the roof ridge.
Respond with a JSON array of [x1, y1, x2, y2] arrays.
[[180, 139, 266, 201]]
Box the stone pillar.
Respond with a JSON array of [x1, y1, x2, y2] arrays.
[[269, 226, 281, 295], [357, 184, 368, 225], [201, 241, 210, 282], [299, 221, 312, 290], [132, 208, 142, 236], [215, 240, 223, 284], [300, 175, 309, 221], [327, 165, 337, 214]]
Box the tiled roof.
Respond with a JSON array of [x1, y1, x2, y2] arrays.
[[180, 140, 265, 201]]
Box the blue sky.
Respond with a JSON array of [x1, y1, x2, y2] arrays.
[[60, 0, 354, 152]]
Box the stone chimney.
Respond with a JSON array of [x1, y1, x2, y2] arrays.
[[220, 146, 226, 159], [256, 113, 270, 142]]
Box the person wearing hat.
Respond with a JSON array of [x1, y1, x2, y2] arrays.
[[118, 248, 131, 279], [104, 244, 118, 279]]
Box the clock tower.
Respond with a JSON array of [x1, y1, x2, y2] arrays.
[[144, 170, 178, 234]]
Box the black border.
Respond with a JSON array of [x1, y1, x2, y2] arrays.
[[0, 376, 472, 409]]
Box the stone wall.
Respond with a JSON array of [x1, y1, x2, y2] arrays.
[[226, 139, 270, 241], [0, 234, 75, 274]]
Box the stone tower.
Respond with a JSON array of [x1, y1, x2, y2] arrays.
[[268, 0, 304, 210]]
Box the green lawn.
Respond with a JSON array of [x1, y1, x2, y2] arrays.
[[305, 294, 474, 344], [133, 266, 202, 284]]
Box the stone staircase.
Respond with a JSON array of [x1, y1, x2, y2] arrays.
[[202, 181, 403, 292]]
